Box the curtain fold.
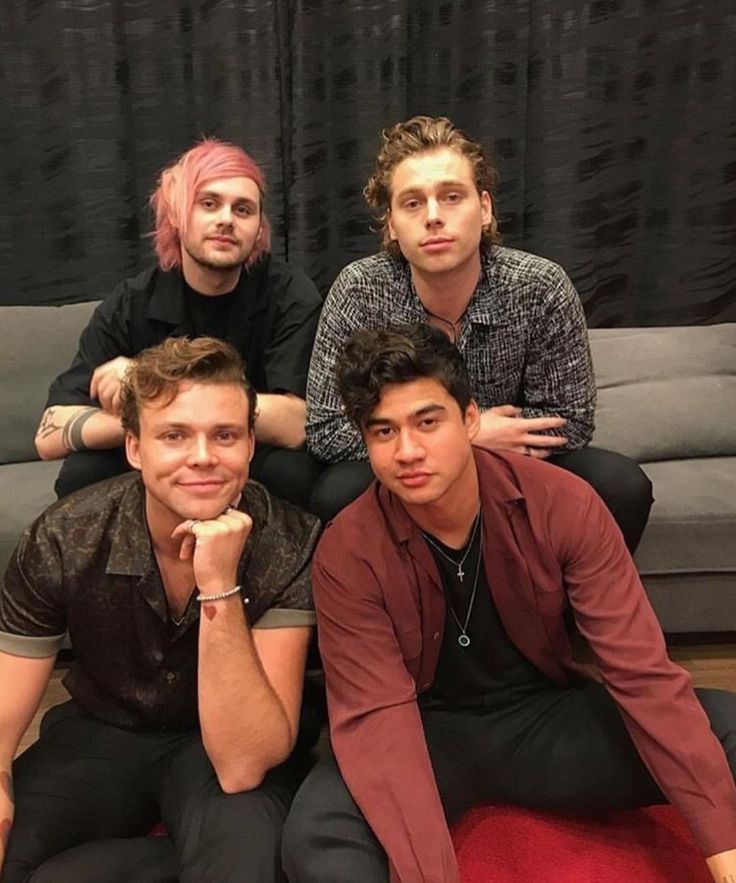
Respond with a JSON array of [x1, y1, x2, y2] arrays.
[[1, 0, 734, 324]]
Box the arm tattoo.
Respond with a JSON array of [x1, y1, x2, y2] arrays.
[[60, 407, 97, 452], [35, 408, 63, 441]]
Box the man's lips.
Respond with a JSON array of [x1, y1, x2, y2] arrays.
[[420, 237, 454, 251], [177, 479, 227, 492], [396, 471, 433, 487], [208, 235, 238, 245]]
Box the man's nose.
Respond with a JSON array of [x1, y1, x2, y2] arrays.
[[189, 435, 217, 466], [395, 429, 424, 462], [215, 204, 234, 225], [425, 198, 443, 226]]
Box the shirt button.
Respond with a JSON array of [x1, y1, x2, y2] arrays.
[[165, 671, 176, 683], [432, 631, 440, 641]]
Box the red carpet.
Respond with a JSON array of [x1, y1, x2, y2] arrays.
[[451, 803, 711, 882]]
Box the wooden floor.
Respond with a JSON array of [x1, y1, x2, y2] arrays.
[[18, 640, 736, 756]]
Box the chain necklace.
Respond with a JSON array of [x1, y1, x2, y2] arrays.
[[421, 511, 481, 582], [421, 511, 484, 648]]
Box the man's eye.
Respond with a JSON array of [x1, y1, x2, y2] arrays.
[[216, 431, 236, 442], [200, 199, 216, 210], [403, 199, 421, 211], [235, 204, 254, 216], [445, 192, 462, 203], [162, 432, 183, 442], [419, 418, 437, 429]]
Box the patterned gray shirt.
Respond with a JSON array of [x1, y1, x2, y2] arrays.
[[0, 473, 320, 731], [306, 246, 596, 462]]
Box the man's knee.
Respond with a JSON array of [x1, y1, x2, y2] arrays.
[[54, 449, 129, 498], [308, 461, 374, 523], [553, 447, 653, 551]]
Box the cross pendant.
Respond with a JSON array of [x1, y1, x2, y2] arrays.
[[457, 565, 465, 582]]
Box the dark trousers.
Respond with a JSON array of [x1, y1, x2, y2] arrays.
[[308, 447, 654, 553], [3, 701, 311, 883], [54, 444, 324, 511], [281, 684, 736, 882]]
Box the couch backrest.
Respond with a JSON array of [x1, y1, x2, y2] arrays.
[[589, 323, 736, 462], [1, 301, 100, 464]]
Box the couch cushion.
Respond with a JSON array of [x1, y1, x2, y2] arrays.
[[634, 457, 736, 577], [589, 324, 736, 463], [0, 460, 61, 576], [1, 301, 100, 464]]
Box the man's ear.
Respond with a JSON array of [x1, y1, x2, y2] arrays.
[[125, 432, 142, 471], [480, 191, 493, 228], [387, 211, 398, 241], [465, 400, 481, 442], [248, 429, 256, 464]]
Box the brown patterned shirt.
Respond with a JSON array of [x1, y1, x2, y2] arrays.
[[0, 473, 320, 731]]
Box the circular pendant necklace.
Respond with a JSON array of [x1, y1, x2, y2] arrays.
[[447, 530, 483, 647], [422, 511, 483, 647]]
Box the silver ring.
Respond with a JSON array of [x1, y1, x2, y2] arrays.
[[524, 446, 531, 457], [188, 518, 201, 533]]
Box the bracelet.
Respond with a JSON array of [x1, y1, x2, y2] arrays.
[[196, 585, 243, 603]]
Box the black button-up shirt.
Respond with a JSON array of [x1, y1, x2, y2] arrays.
[[46, 254, 322, 408], [0, 473, 320, 731]]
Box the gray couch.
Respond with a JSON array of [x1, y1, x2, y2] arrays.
[[1, 302, 734, 633]]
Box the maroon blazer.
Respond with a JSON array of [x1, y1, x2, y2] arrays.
[[314, 449, 736, 883]]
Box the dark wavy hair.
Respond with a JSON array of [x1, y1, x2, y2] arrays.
[[363, 115, 500, 257], [336, 324, 473, 429], [121, 336, 257, 436]]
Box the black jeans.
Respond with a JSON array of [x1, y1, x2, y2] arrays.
[[309, 447, 654, 553], [281, 684, 736, 882], [3, 701, 311, 883], [54, 444, 324, 511]]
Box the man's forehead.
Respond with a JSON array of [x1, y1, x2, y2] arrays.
[[140, 381, 248, 419], [195, 176, 260, 201], [390, 147, 474, 192]]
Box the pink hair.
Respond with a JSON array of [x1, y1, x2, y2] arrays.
[[150, 138, 272, 271]]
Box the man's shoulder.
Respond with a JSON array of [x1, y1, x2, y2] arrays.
[[484, 246, 570, 291], [331, 252, 408, 293], [244, 480, 321, 555], [316, 482, 387, 560], [34, 473, 142, 533], [476, 448, 595, 512], [252, 256, 321, 307]]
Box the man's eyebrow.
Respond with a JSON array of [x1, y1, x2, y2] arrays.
[[395, 180, 470, 198], [365, 403, 446, 427]]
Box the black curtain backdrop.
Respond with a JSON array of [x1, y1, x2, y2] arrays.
[[1, 0, 734, 325]]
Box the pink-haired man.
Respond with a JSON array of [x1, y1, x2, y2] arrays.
[[34, 139, 323, 508]]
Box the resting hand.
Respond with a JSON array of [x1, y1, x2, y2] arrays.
[[90, 356, 132, 416], [171, 507, 252, 595], [476, 405, 568, 459]]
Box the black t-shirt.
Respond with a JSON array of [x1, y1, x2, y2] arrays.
[[46, 255, 322, 407], [419, 529, 554, 713], [182, 283, 237, 342]]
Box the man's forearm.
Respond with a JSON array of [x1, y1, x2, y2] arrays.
[[198, 595, 294, 792], [254, 394, 306, 449], [0, 767, 13, 873], [35, 406, 125, 460]]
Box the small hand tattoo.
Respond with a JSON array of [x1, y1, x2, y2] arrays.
[[204, 604, 217, 621], [0, 818, 11, 849]]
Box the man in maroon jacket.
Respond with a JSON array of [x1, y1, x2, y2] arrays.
[[282, 324, 736, 883]]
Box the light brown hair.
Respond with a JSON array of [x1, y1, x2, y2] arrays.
[[364, 115, 501, 257], [121, 336, 257, 436]]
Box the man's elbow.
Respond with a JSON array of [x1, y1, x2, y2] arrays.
[[34, 434, 63, 461]]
